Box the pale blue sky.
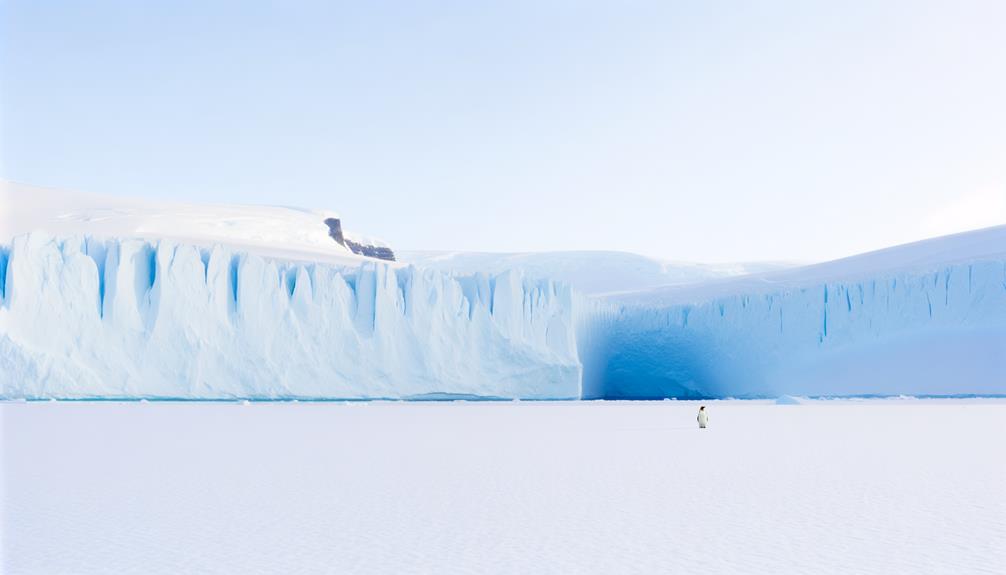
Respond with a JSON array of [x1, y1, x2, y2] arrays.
[[3, 1, 1005, 262]]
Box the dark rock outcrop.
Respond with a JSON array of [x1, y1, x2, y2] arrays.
[[345, 240, 396, 261], [324, 217, 346, 246], [324, 217, 395, 261]]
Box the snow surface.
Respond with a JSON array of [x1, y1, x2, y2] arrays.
[[0, 233, 579, 399], [580, 225, 1006, 399], [3, 399, 1004, 574], [399, 250, 792, 295], [606, 224, 1006, 306], [0, 180, 385, 266]]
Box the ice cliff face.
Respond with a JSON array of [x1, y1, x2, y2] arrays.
[[2, 182, 1003, 401], [579, 253, 1006, 399], [0, 234, 580, 399]]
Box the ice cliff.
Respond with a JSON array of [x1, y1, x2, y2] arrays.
[[0, 234, 580, 399], [2, 178, 1003, 400], [578, 226, 1006, 398], [3, 227, 1003, 400]]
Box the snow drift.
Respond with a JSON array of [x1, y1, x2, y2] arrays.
[[0, 233, 580, 399], [579, 226, 1006, 399]]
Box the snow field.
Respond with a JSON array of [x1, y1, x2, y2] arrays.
[[3, 400, 1004, 574]]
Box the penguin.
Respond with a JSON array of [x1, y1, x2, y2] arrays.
[[697, 405, 709, 429]]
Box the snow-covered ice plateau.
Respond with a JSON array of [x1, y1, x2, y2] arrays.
[[2, 180, 1004, 399], [579, 225, 1006, 398], [1, 181, 581, 399]]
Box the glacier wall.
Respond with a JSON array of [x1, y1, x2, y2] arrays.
[[579, 261, 1006, 398], [0, 234, 580, 399]]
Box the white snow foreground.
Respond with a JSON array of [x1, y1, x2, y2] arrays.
[[0, 233, 580, 399], [579, 225, 1006, 399], [7, 400, 1004, 574]]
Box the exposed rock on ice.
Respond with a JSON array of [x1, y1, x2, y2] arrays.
[[324, 218, 396, 261]]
